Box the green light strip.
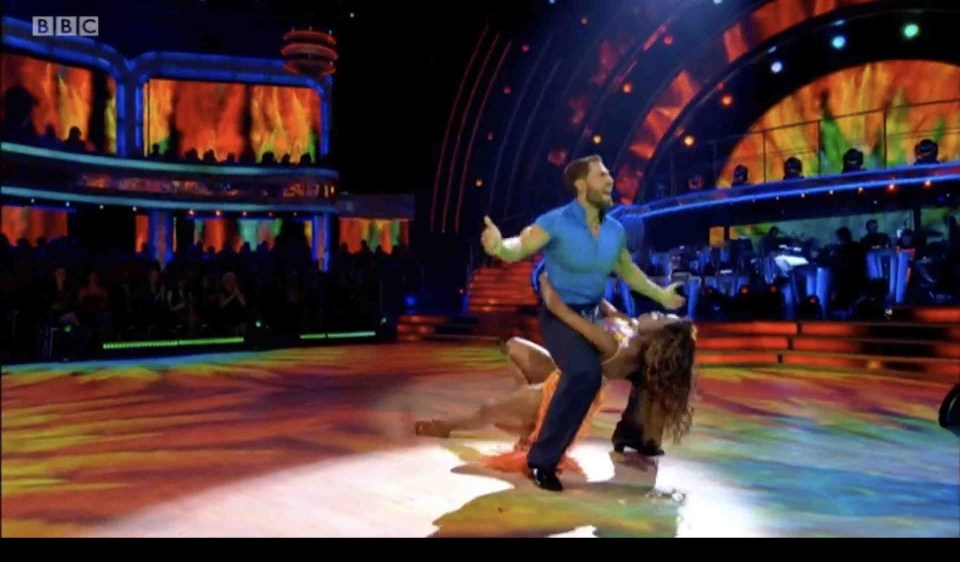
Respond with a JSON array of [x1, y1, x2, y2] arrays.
[[326, 331, 377, 339], [299, 331, 377, 341], [299, 334, 328, 341], [102, 332, 375, 350], [102, 337, 244, 350], [178, 337, 245, 347]]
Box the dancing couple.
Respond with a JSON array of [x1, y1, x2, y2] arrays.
[[416, 155, 696, 492]]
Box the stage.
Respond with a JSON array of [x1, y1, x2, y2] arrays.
[[2, 342, 957, 538]]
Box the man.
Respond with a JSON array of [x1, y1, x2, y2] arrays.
[[480, 155, 685, 491], [861, 220, 891, 249]]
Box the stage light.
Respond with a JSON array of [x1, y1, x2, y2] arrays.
[[683, 135, 695, 147], [133, 206, 138, 212], [215, 210, 222, 216], [771, 60, 784, 74], [713, 0, 723, 4], [475, 178, 484, 187], [522, 45, 530, 53], [99, 204, 104, 209], [189, 209, 195, 215], [581, 16, 589, 25], [593, 134, 603, 145], [801, 193, 806, 198], [487, 132, 495, 141], [242, 211, 248, 217], [664, 35, 674, 45], [888, 183, 896, 191], [924, 180, 933, 188], [30, 198, 35, 203], [65, 201, 70, 207], [622, 82, 633, 94], [829, 190, 835, 195], [503, 86, 512, 94], [858, 187, 864, 194], [349, 12, 355, 19], [832, 35, 846, 49], [721, 94, 733, 106], [903, 23, 919, 39]]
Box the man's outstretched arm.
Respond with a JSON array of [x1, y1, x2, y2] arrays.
[[614, 249, 686, 310], [481, 216, 550, 263]]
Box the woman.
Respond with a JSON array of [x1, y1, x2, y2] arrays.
[[415, 273, 696, 474]]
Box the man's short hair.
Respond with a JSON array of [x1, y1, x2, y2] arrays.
[[563, 155, 602, 194]]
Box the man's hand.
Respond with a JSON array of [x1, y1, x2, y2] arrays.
[[617, 249, 687, 312], [481, 216, 503, 257], [538, 272, 562, 314], [661, 282, 687, 311]]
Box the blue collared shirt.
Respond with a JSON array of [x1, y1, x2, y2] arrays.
[[534, 200, 627, 305]]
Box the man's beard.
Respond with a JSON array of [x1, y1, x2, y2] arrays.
[[586, 188, 613, 214]]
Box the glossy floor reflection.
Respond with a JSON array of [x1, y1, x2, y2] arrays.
[[2, 343, 957, 537]]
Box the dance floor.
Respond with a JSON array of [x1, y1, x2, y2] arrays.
[[2, 342, 957, 538]]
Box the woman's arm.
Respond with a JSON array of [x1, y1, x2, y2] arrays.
[[539, 273, 618, 360], [600, 299, 629, 321]]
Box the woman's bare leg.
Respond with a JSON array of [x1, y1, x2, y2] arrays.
[[505, 337, 557, 386], [416, 387, 541, 438]]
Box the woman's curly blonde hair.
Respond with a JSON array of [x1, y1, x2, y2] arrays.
[[642, 319, 697, 443]]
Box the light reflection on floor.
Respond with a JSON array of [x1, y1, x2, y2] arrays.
[[2, 343, 957, 537]]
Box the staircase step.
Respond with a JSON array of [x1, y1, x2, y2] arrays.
[[397, 315, 449, 326], [695, 322, 799, 337], [799, 321, 958, 341], [468, 300, 536, 306], [893, 306, 960, 324], [396, 324, 438, 336], [777, 350, 958, 379], [435, 324, 481, 336], [696, 336, 791, 351], [696, 349, 958, 379], [790, 337, 959, 359], [695, 335, 958, 358], [397, 334, 425, 342], [424, 334, 502, 344], [468, 306, 530, 314]]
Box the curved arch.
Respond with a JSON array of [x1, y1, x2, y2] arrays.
[[518, 1, 707, 208], [612, 0, 885, 202], [453, 40, 512, 234], [485, 33, 557, 220], [567, 0, 767, 162], [717, 60, 960, 185], [431, 26, 490, 230]]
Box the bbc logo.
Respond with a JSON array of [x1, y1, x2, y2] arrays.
[[32, 16, 99, 37]]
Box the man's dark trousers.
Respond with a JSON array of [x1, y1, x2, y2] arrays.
[[527, 304, 603, 471]]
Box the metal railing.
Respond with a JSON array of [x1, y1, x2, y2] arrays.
[[654, 98, 960, 199]]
